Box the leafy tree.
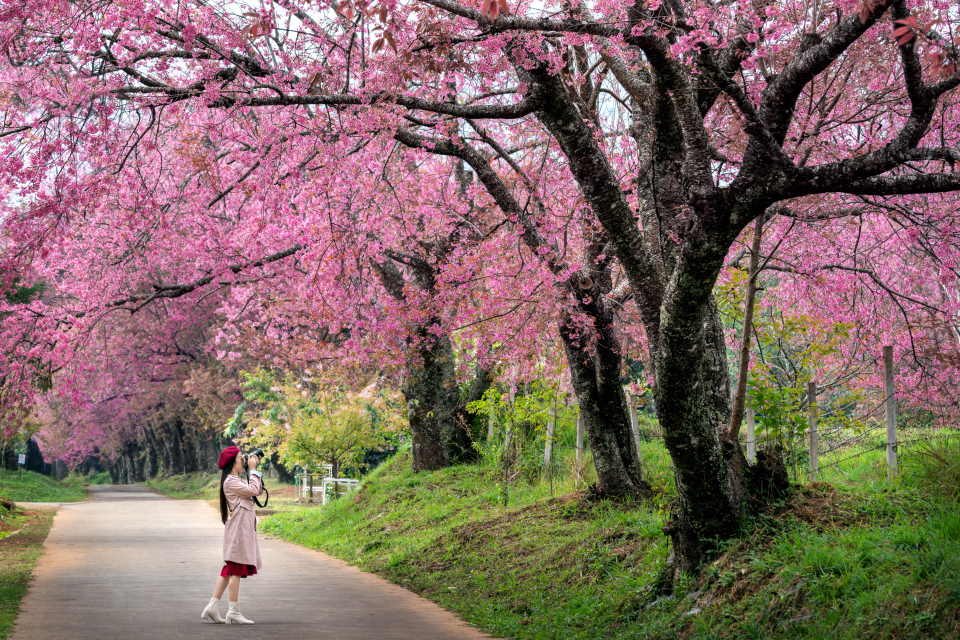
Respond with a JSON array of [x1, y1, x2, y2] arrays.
[[4, 0, 960, 574], [233, 370, 406, 477]]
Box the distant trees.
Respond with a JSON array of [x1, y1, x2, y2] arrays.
[[230, 370, 406, 477]]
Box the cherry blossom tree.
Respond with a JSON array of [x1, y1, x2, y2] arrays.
[[3, 0, 960, 573]]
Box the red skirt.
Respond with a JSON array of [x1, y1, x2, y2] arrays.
[[220, 560, 258, 578]]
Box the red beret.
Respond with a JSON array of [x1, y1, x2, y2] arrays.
[[217, 445, 240, 470]]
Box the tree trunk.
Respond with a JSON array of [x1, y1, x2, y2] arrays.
[[404, 328, 477, 471], [52, 459, 67, 480], [654, 297, 740, 571], [729, 216, 764, 438], [373, 258, 477, 472], [655, 296, 787, 573], [1, 445, 13, 470], [560, 312, 649, 499], [143, 429, 159, 478], [173, 420, 191, 474], [25, 437, 45, 473], [131, 444, 146, 482], [168, 424, 184, 475], [268, 451, 295, 482]]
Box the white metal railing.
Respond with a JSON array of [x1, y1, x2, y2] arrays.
[[320, 477, 359, 505], [294, 469, 358, 504]]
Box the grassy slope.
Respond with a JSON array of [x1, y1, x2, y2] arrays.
[[0, 469, 86, 503], [0, 507, 55, 639], [261, 442, 960, 640], [145, 472, 221, 500]]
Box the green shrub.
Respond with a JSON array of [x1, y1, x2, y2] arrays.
[[87, 471, 112, 485]]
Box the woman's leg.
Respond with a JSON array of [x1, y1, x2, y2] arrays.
[[224, 574, 254, 623], [202, 574, 229, 622], [212, 575, 229, 599], [227, 575, 241, 602]]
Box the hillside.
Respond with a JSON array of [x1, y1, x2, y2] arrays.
[[261, 444, 960, 640], [0, 469, 87, 503]]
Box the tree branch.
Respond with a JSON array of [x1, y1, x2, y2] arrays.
[[100, 245, 305, 314]]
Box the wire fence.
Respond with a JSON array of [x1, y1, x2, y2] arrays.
[[626, 391, 960, 485], [508, 347, 959, 489], [817, 430, 960, 473]]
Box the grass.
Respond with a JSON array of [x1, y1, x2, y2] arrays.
[[0, 469, 86, 503], [260, 438, 960, 640], [0, 506, 55, 639], [145, 471, 221, 500], [64, 471, 112, 486]]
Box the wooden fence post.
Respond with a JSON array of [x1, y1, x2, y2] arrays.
[[884, 345, 898, 480], [503, 384, 516, 453], [745, 406, 757, 465], [808, 381, 818, 481], [625, 387, 643, 454], [543, 403, 556, 468], [575, 412, 585, 484]]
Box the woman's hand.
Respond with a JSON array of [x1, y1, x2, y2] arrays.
[[247, 455, 260, 470]]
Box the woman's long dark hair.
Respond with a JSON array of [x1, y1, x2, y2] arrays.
[[219, 468, 230, 524]]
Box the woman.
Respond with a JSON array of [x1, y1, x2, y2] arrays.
[[201, 445, 263, 624]]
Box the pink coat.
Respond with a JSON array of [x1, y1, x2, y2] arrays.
[[222, 471, 263, 569]]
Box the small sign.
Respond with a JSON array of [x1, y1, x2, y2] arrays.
[[17, 454, 26, 465]]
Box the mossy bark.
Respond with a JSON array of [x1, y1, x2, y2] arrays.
[[404, 328, 477, 471]]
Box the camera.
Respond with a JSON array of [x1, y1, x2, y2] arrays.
[[242, 448, 265, 469], [242, 448, 270, 508]]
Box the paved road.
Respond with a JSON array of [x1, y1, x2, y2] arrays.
[[11, 485, 495, 639]]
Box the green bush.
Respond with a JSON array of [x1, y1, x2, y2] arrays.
[[87, 471, 112, 485]]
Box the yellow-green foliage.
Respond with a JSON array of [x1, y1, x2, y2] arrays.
[[466, 380, 578, 437], [231, 369, 407, 475]]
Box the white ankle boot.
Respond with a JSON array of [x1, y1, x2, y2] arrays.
[[225, 603, 255, 624], [200, 597, 225, 623]]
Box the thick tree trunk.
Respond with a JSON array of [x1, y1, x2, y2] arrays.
[[404, 328, 477, 471], [52, 459, 67, 480], [144, 430, 160, 478], [560, 313, 650, 498], [131, 444, 146, 482], [155, 425, 173, 473], [372, 257, 477, 472], [25, 437, 45, 473], [655, 296, 788, 573], [655, 299, 741, 571], [1, 445, 16, 470]]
